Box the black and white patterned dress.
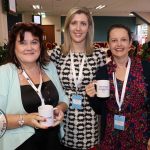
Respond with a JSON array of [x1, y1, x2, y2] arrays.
[[51, 48, 106, 149]]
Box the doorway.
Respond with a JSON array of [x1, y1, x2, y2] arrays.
[[41, 25, 55, 49]]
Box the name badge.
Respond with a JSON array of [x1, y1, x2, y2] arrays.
[[114, 115, 125, 130], [71, 94, 83, 110]]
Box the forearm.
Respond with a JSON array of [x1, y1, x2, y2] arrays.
[[6, 114, 25, 129], [7, 113, 48, 130]]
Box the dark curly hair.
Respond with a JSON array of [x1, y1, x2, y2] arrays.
[[7, 22, 50, 69]]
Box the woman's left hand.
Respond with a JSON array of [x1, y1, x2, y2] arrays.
[[147, 138, 150, 150], [53, 108, 64, 126]]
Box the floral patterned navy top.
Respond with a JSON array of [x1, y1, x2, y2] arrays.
[[89, 57, 150, 150]]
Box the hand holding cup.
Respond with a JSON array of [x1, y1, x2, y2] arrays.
[[94, 80, 110, 98], [38, 105, 57, 127], [86, 80, 110, 98]]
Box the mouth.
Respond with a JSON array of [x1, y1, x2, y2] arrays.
[[24, 52, 35, 55], [115, 48, 124, 51], [74, 33, 82, 37]]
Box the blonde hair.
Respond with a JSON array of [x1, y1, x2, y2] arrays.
[[62, 7, 94, 55]]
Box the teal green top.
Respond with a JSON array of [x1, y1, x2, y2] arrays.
[[0, 62, 69, 150]]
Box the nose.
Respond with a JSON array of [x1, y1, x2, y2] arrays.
[[76, 23, 81, 30], [116, 40, 122, 46], [25, 42, 33, 50]]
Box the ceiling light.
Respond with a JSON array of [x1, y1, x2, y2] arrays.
[[36, 5, 40, 9], [32, 5, 40, 10], [96, 5, 106, 10], [129, 13, 134, 16], [32, 5, 36, 9]]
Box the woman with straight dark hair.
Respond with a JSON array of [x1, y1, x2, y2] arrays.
[[86, 24, 150, 149]]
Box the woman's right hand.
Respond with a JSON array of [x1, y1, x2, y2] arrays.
[[23, 113, 48, 129], [85, 81, 96, 97]]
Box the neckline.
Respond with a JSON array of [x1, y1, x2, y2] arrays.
[[20, 80, 51, 87], [70, 51, 85, 55]]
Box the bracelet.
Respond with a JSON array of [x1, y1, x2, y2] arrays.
[[18, 114, 24, 127]]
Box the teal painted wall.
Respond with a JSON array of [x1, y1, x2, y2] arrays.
[[61, 16, 136, 42], [93, 16, 136, 42]]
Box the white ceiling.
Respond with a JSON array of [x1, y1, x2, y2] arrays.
[[16, 0, 150, 16]]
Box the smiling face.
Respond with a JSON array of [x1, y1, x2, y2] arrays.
[[69, 13, 89, 46], [15, 32, 41, 66], [108, 28, 132, 59]]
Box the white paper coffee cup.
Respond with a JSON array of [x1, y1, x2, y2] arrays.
[[38, 105, 55, 127], [95, 80, 110, 98]]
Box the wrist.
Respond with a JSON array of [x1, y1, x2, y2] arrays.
[[18, 114, 25, 127]]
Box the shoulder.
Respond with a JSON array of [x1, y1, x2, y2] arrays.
[[88, 48, 107, 66], [0, 63, 14, 69], [93, 48, 106, 56], [50, 46, 63, 63], [51, 47, 62, 57], [0, 63, 16, 75], [44, 62, 56, 72]]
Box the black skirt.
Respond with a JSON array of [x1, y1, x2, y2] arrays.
[[16, 126, 62, 150]]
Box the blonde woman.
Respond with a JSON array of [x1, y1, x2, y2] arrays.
[[51, 7, 106, 150]]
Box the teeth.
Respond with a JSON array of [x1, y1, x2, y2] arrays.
[[75, 33, 81, 36], [116, 49, 123, 51], [24, 53, 34, 54]]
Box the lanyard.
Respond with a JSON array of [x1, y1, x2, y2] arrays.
[[112, 57, 131, 111], [70, 52, 86, 92], [22, 69, 45, 106]]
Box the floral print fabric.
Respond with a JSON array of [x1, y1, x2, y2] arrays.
[[100, 57, 149, 150]]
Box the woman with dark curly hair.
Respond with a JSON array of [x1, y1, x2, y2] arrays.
[[0, 22, 69, 150]]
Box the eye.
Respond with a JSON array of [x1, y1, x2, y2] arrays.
[[81, 22, 87, 26], [32, 40, 39, 45], [111, 39, 117, 43], [19, 41, 27, 45], [122, 38, 128, 42], [70, 21, 77, 25]]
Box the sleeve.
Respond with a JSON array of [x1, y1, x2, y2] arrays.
[[142, 60, 150, 138], [50, 62, 69, 107], [88, 65, 109, 114], [88, 96, 107, 115], [0, 65, 10, 113]]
